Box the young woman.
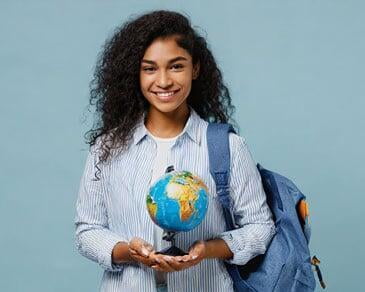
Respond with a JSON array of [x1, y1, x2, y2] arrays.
[[75, 10, 276, 292]]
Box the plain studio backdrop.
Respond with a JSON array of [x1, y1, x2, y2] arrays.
[[1, 1, 364, 291]]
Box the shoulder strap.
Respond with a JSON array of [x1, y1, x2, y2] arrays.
[[207, 123, 237, 231]]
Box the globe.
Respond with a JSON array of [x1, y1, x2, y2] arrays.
[[146, 170, 209, 232]]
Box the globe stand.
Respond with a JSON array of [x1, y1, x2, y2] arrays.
[[155, 230, 188, 256]]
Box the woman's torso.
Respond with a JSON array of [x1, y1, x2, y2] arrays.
[[99, 109, 234, 292]]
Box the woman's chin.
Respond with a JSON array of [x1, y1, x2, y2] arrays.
[[149, 101, 188, 115]]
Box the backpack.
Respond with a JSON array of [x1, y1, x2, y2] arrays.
[[207, 123, 325, 292]]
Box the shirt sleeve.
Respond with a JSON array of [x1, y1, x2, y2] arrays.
[[218, 134, 276, 266], [74, 144, 127, 272]]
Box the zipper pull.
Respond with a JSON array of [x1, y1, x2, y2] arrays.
[[311, 256, 326, 289]]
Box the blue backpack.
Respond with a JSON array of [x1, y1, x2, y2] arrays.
[[207, 123, 325, 292]]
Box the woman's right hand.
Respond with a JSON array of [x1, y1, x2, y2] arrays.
[[128, 237, 156, 267]]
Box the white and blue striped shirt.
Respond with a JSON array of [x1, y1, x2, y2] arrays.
[[74, 108, 276, 292]]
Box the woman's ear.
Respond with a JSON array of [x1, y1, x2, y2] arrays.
[[193, 62, 200, 80]]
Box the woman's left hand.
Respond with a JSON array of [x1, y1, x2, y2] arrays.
[[150, 240, 207, 272]]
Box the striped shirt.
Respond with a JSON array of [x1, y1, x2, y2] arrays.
[[74, 107, 276, 292]]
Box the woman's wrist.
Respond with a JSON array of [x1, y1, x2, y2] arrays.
[[204, 238, 234, 261], [112, 241, 135, 264]]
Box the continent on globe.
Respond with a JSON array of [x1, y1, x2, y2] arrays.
[[146, 195, 157, 218]]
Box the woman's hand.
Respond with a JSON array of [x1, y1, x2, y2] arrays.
[[128, 237, 156, 267], [149, 240, 207, 272]]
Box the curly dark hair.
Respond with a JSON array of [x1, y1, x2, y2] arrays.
[[85, 9, 237, 179]]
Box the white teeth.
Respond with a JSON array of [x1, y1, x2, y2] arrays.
[[156, 91, 176, 97]]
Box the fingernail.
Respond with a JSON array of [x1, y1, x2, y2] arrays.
[[192, 255, 198, 260], [141, 247, 149, 256], [155, 258, 161, 263]]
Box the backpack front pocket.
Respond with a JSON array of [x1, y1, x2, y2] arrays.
[[290, 262, 316, 292]]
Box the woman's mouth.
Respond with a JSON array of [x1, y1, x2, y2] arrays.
[[153, 89, 180, 102]]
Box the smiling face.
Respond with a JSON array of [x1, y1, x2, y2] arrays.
[[139, 36, 199, 116]]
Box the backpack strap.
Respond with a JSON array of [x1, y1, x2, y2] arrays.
[[207, 123, 237, 231]]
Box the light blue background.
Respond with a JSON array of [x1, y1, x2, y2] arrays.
[[1, 1, 364, 291]]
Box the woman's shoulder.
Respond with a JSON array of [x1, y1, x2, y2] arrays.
[[227, 131, 261, 174], [88, 133, 111, 154], [228, 131, 248, 152], [202, 122, 249, 153], [88, 131, 124, 162]]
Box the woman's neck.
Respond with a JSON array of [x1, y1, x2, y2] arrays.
[[145, 105, 190, 138]]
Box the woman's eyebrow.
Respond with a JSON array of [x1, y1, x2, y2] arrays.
[[141, 56, 188, 65]]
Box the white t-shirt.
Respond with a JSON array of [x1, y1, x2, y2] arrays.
[[148, 130, 181, 285]]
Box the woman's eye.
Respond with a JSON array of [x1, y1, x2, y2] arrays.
[[171, 64, 183, 70], [142, 64, 183, 72], [143, 67, 155, 72]]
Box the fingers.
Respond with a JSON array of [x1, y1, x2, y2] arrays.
[[161, 256, 188, 271], [152, 260, 175, 272], [141, 241, 154, 253], [130, 253, 156, 267], [149, 254, 175, 272], [128, 237, 142, 250], [150, 255, 197, 272], [128, 238, 205, 272], [129, 237, 154, 258], [181, 254, 194, 262], [189, 250, 199, 260], [187, 240, 206, 261]]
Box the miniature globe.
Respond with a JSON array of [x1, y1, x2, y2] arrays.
[[146, 170, 209, 232]]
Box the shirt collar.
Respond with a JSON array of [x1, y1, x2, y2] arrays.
[[132, 106, 202, 146]]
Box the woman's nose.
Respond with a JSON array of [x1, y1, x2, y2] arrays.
[[156, 71, 173, 88]]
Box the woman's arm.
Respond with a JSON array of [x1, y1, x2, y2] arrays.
[[75, 144, 162, 271], [217, 134, 276, 266], [75, 146, 128, 272], [205, 238, 233, 260], [112, 238, 157, 268], [111, 242, 134, 264]]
